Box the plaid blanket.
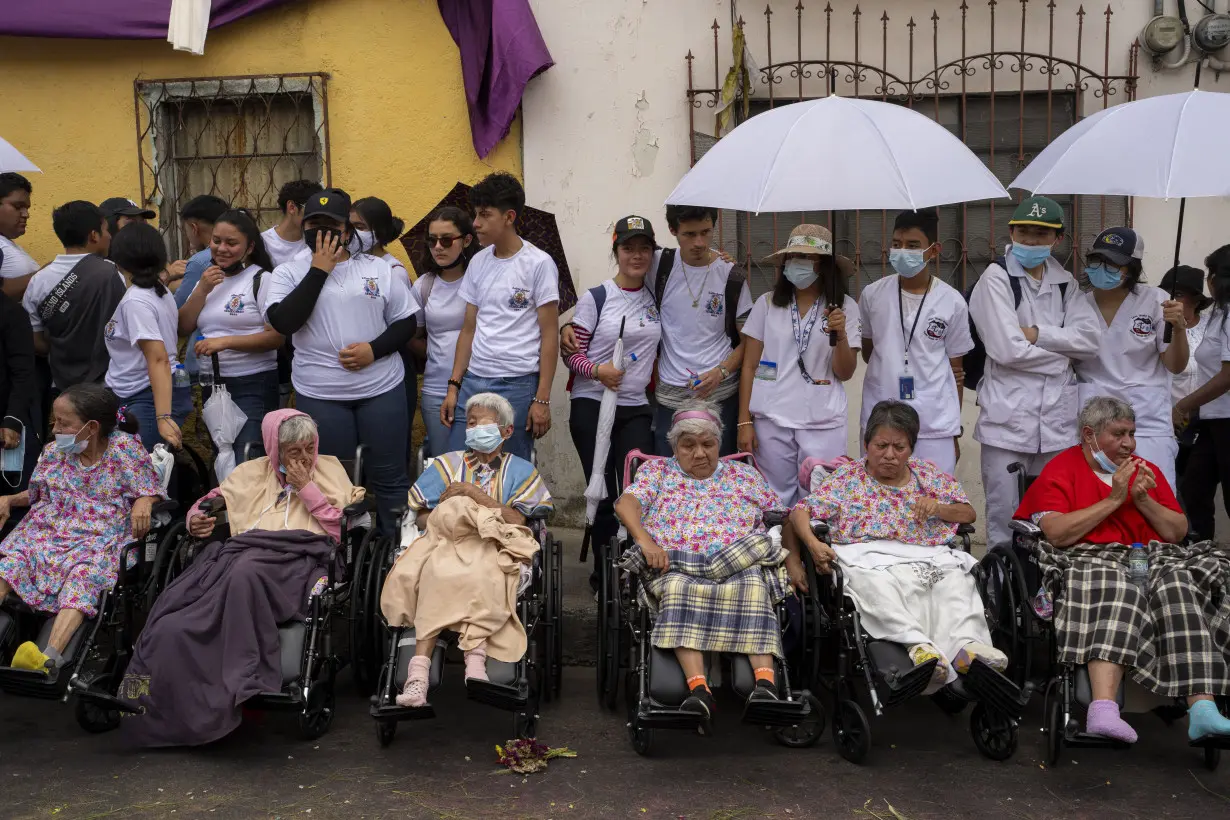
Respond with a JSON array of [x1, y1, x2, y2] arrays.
[[616, 533, 789, 658], [1034, 540, 1230, 697]]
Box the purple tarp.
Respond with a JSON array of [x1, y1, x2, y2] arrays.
[[438, 0, 553, 159], [0, 0, 294, 40]]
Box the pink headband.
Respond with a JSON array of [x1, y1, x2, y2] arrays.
[[673, 410, 720, 426]]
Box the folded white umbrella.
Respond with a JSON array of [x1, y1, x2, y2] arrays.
[[665, 95, 1009, 213], [584, 334, 626, 525], [203, 384, 248, 484], [1010, 89, 1230, 199], [0, 136, 40, 174]]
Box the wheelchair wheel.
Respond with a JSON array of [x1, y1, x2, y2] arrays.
[[773, 693, 825, 748], [1204, 746, 1221, 772], [348, 531, 383, 696], [832, 699, 871, 764], [298, 680, 336, 741], [514, 710, 538, 740], [540, 537, 558, 705], [970, 702, 1018, 761], [596, 539, 623, 711], [376, 718, 397, 748], [551, 537, 564, 700], [931, 687, 968, 715], [1044, 682, 1065, 767], [74, 673, 121, 734]]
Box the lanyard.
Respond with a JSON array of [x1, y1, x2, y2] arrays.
[[790, 295, 823, 357], [898, 279, 932, 361]]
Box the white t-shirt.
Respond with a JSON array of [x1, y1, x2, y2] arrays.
[[23, 253, 124, 333], [859, 276, 973, 439], [190, 264, 277, 378], [648, 251, 753, 387], [570, 280, 661, 406], [1194, 308, 1230, 420], [1075, 286, 1172, 436], [742, 292, 861, 429], [414, 272, 467, 398], [0, 236, 38, 280], [261, 226, 309, 269], [263, 252, 420, 401], [104, 286, 182, 398], [459, 240, 559, 379], [1171, 311, 1210, 406]]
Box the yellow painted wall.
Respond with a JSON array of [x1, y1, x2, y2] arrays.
[[0, 0, 521, 267]]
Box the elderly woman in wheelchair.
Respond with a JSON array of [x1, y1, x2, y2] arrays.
[[0, 384, 162, 677], [380, 392, 552, 709], [613, 400, 791, 732], [1015, 396, 1230, 748]]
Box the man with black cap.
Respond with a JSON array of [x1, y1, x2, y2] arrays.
[[99, 197, 156, 237], [968, 195, 1100, 549]]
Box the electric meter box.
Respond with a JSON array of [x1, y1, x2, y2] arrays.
[[1140, 15, 1185, 55], [1194, 14, 1230, 53]]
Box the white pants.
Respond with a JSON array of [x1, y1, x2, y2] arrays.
[[1132, 435, 1179, 495], [753, 418, 847, 507], [981, 444, 1063, 549], [912, 436, 958, 477]]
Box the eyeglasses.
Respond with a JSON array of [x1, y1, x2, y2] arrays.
[[428, 234, 463, 249]]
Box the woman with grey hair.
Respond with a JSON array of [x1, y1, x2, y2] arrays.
[[790, 400, 993, 696], [1015, 396, 1230, 745], [613, 399, 789, 728]]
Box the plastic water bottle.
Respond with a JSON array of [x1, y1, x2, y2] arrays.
[[172, 363, 190, 389], [1128, 543, 1149, 589], [196, 335, 213, 388]]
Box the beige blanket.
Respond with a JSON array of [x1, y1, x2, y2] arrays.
[[379, 496, 539, 662]]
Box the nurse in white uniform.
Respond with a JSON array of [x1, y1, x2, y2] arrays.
[[1074, 227, 1187, 490], [859, 209, 973, 476], [737, 224, 859, 506]]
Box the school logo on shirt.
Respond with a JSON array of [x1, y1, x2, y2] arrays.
[[704, 292, 725, 317], [363, 277, 381, 298], [508, 287, 531, 310], [223, 293, 246, 315], [925, 317, 948, 340], [644, 304, 661, 324], [1131, 314, 1155, 337], [104, 319, 117, 341]]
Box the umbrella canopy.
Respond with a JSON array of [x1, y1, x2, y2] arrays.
[[1010, 89, 1230, 199], [203, 383, 248, 484], [400, 181, 578, 312], [665, 95, 1008, 214], [0, 136, 40, 174]]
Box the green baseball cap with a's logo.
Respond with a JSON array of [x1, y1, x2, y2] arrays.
[[1009, 195, 1065, 230]]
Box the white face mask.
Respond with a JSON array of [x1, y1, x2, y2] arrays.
[[782, 258, 819, 289], [349, 230, 375, 254]]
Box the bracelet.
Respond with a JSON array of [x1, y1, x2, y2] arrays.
[[156, 414, 173, 421], [447, 379, 462, 391], [532, 398, 551, 406], [737, 421, 754, 428]]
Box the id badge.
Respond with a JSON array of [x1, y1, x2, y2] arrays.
[[755, 360, 778, 381], [898, 374, 916, 401]]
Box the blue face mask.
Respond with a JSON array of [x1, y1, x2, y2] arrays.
[[782, 259, 819, 289], [889, 248, 929, 278], [465, 423, 505, 454], [53, 424, 93, 456], [1011, 242, 1053, 269], [1085, 262, 1122, 291], [1088, 442, 1118, 474]]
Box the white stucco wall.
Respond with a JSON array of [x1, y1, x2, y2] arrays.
[[523, 0, 1230, 538]]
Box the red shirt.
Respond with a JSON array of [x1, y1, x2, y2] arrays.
[[1013, 445, 1182, 545]]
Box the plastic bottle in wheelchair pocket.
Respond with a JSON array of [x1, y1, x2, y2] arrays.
[[1128, 543, 1149, 588]]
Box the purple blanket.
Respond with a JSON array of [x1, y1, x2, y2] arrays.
[[0, 1, 294, 39], [118, 528, 335, 748]]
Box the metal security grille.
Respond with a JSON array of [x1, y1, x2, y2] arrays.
[[134, 73, 332, 258]]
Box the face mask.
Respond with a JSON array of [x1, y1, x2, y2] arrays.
[[1010, 242, 1053, 269], [348, 230, 375, 254], [1088, 442, 1118, 473], [54, 424, 92, 456], [211, 257, 245, 275], [782, 258, 819, 289], [889, 248, 929, 278], [1085, 263, 1122, 291], [304, 227, 344, 253], [465, 423, 505, 454]]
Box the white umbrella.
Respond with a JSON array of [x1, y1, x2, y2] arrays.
[[0, 136, 40, 174], [579, 321, 628, 561], [201, 354, 247, 483], [664, 95, 1009, 214]]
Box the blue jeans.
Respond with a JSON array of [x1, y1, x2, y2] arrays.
[[446, 372, 538, 461], [652, 393, 739, 457], [120, 384, 193, 452], [201, 369, 279, 462], [420, 392, 450, 459], [295, 387, 409, 538]]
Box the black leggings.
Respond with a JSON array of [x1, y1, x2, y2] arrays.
[[1178, 418, 1230, 542], [568, 399, 654, 552]]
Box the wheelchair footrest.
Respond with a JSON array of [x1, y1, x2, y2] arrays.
[[741, 696, 816, 729], [0, 666, 66, 698], [637, 705, 705, 731], [371, 702, 437, 722], [466, 678, 527, 711], [1067, 730, 1132, 750], [72, 685, 143, 715], [881, 658, 937, 707], [1190, 735, 1230, 750], [961, 658, 1029, 720]]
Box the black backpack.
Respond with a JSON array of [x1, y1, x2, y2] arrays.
[[963, 256, 1067, 389], [652, 248, 745, 349]]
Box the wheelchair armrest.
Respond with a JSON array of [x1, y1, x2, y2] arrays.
[[1009, 519, 1042, 537], [344, 496, 376, 518], [200, 496, 227, 516], [152, 499, 179, 517], [390, 504, 407, 522], [763, 510, 786, 529], [810, 520, 829, 539], [956, 523, 975, 536]]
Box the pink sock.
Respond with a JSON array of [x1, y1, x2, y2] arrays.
[[464, 646, 488, 682], [395, 655, 431, 708], [1085, 699, 1138, 743]]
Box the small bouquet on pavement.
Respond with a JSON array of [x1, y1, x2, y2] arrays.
[[495, 738, 577, 775]]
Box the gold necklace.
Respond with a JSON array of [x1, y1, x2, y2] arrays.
[[681, 261, 713, 309]]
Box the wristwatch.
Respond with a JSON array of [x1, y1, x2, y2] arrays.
[[718, 365, 730, 379]]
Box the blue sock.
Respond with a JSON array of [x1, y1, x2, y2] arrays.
[[1188, 700, 1230, 741]]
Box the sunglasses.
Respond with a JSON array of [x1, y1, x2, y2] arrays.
[[427, 234, 463, 249]]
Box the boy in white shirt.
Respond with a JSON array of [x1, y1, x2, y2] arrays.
[[0, 173, 39, 301], [262, 179, 323, 268]]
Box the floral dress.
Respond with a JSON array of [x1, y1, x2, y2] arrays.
[[625, 458, 783, 553], [0, 433, 162, 618]]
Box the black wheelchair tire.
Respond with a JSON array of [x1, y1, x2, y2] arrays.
[[1044, 681, 1065, 767], [298, 681, 336, 741], [376, 718, 397, 748], [514, 710, 538, 740], [1204, 746, 1221, 772], [931, 687, 969, 715], [551, 537, 564, 701], [74, 673, 121, 734], [832, 699, 871, 764], [773, 693, 826, 748], [629, 720, 654, 756], [970, 702, 1018, 761]]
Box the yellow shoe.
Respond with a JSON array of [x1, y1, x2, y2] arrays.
[[954, 642, 1008, 675], [11, 641, 50, 674], [908, 643, 949, 690]]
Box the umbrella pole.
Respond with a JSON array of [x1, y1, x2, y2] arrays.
[[580, 525, 592, 562], [1164, 197, 1187, 344], [828, 267, 838, 347]]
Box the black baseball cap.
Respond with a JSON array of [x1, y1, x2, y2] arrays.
[[302, 188, 351, 222], [613, 215, 656, 246], [1088, 227, 1144, 267], [100, 197, 156, 220], [1161, 264, 1213, 311]]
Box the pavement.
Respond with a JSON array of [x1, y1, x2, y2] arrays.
[[3, 529, 1229, 820]]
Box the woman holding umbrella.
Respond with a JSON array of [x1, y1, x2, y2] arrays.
[[1163, 265, 1213, 490], [1073, 227, 1188, 491], [565, 215, 661, 562]]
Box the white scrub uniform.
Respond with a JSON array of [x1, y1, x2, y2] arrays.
[[1075, 286, 1179, 490], [1194, 308, 1230, 421], [742, 291, 860, 505], [859, 275, 974, 476], [968, 255, 1100, 548]]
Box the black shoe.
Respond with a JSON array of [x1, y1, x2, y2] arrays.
[[680, 687, 716, 735], [748, 679, 779, 703]]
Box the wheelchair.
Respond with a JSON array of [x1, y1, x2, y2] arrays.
[[809, 516, 1032, 764], [158, 443, 376, 740], [991, 462, 1230, 772], [596, 450, 825, 756]]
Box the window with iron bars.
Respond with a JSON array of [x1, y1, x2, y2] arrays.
[[135, 74, 331, 259], [700, 92, 1128, 300]]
